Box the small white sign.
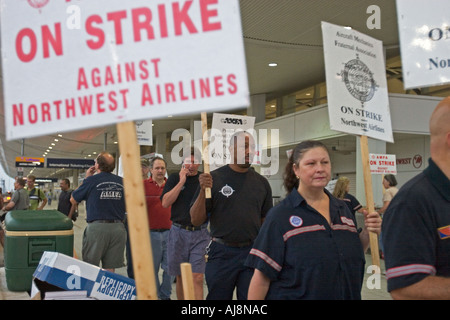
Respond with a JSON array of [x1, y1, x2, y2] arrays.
[[369, 153, 397, 175], [396, 0, 450, 89], [208, 113, 255, 171], [135, 120, 153, 146], [322, 21, 393, 143]]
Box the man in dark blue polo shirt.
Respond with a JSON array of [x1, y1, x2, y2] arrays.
[[382, 97, 450, 299], [70, 151, 127, 273]]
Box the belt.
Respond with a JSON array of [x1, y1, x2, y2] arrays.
[[89, 219, 124, 223], [173, 222, 206, 231], [212, 237, 253, 248], [151, 228, 169, 232]]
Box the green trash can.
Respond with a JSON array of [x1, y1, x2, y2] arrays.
[[4, 210, 73, 292]]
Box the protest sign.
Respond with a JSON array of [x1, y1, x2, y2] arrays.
[[322, 22, 394, 269], [322, 21, 393, 143], [209, 113, 255, 171], [396, 0, 450, 89], [1, 0, 249, 140], [369, 153, 397, 175]]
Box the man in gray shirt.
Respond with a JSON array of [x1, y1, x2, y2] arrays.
[[1, 177, 29, 246]]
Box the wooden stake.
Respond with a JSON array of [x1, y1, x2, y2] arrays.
[[180, 263, 196, 300], [117, 121, 157, 300], [201, 112, 211, 198], [359, 135, 381, 270]]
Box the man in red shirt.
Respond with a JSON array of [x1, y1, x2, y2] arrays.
[[145, 156, 173, 300]]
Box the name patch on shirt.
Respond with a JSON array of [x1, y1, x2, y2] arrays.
[[438, 225, 450, 240]]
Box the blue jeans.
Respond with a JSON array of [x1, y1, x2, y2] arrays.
[[151, 230, 173, 300]]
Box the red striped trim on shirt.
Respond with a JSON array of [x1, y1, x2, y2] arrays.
[[249, 248, 282, 272], [386, 264, 436, 280], [282, 224, 326, 241], [331, 224, 357, 233]]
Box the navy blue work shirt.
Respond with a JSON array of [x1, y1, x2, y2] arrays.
[[245, 188, 365, 300], [382, 158, 450, 292], [72, 172, 126, 222]]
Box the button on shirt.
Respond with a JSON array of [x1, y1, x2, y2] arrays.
[[382, 158, 450, 292], [245, 189, 365, 300]]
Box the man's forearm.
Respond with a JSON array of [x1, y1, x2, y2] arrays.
[[391, 275, 450, 300], [190, 190, 207, 226]]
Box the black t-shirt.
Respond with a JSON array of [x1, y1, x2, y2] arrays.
[[197, 165, 273, 243], [57, 189, 73, 216], [161, 172, 200, 226]]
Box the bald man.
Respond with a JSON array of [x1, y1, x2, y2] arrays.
[[382, 97, 450, 300], [70, 152, 127, 272]]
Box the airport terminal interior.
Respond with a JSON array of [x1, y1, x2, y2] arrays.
[[0, 1, 449, 300]]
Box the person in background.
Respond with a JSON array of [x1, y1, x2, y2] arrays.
[[246, 140, 381, 300], [378, 174, 398, 215], [146, 156, 173, 300], [1, 177, 30, 246], [57, 179, 77, 221], [69, 152, 126, 273], [332, 176, 364, 217], [161, 147, 208, 300], [382, 96, 450, 299], [26, 175, 47, 210]]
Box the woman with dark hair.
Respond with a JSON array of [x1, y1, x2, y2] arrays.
[[378, 174, 398, 215], [246, 140, 381, 300]]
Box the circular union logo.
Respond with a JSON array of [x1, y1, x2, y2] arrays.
[[27, 0, 50, 9], [219, 184, 235, 198], [341, 55, 377, 103], [289, 215, 303, 228]]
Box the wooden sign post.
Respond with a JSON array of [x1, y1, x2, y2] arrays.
[[180, 263, 196, 300], [359, 135, 381, 270], [117, 121, 157, 300], [201, 112, 212, 198]]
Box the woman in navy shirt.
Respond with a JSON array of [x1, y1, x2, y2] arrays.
[[246, 140, 381, 299]]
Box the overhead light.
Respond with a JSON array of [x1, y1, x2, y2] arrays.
[[270, 105, 276, 108], [268, 63, 278, 67], [344, 26, 352, 30], [54, 139, 59, 142], [58, 134, 62, 137], [51, 143, 55, 146]]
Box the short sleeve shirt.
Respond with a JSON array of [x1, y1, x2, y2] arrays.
[[382, 187, 398, 202], [343, 193, 362, 216], [201, 165, 273, 243], [161, 172, 200, 226], [144, 178, 171, 230], [382, 159, 450, 292], [57, 189, 73, 215], [72, 172, 126, 222], [11, 188, 30, 210], [245, 189, 365, 300]]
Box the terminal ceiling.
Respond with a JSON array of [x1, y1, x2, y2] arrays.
[[0, 0, 402, 179]]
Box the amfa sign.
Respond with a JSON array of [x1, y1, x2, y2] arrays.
[[1, 0, 249, 140], [322, 21, 393, 143], [369, 153, 397, 175]]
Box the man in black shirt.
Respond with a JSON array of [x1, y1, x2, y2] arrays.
[[161, 147, 209, 300], [191, 131, 273, 300], [57, 178, 77, 221]]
